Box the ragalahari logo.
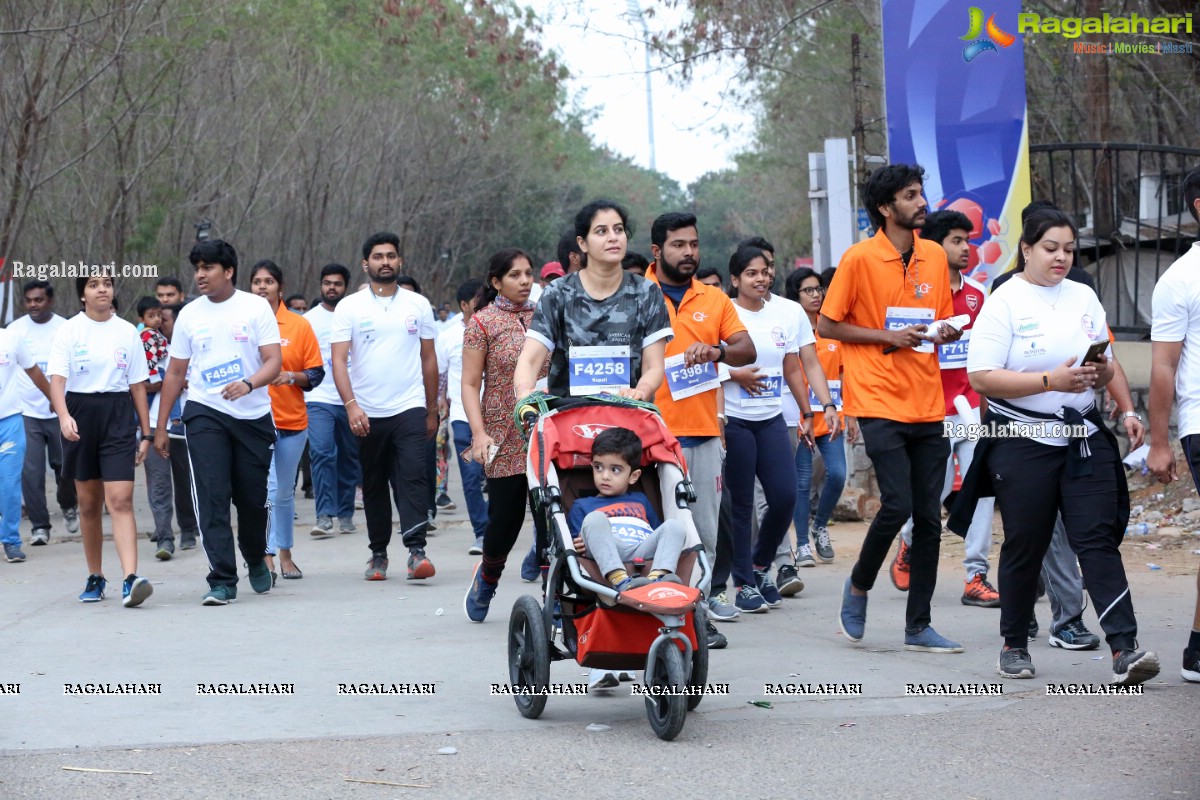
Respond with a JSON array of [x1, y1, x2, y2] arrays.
[[960, 7, 1016, 62]]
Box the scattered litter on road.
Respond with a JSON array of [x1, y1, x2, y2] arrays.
[[435, 608, 444, 616], [748, 700, 772, 709], [61, 767, 152, 775], [343, 776, 431, 788], [436, 746, 457, 755], [789, 673, 800, 678], [585, 723, 611, 732], [1091, 656, 1103, 660], [839, 722, 856, 728], [1146, 563, 1163, 571]]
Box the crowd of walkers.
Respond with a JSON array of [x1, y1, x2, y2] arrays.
[[3, 163, 1200, 687]]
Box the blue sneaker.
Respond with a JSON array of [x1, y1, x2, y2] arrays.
[[4, 542, 26, 563], [754, 569, 783, 608], [464, 563, 497, 622], [122, 575, 153, 608], [247, 560, 272, 594], [520, 545, 539, 582], [79, 574, 107, 602], [734, 584, 767, 613], [839, 577, 867, 642], [904, 625, 964, 653]]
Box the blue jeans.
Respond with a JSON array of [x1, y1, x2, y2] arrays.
[[0, 413, 27, 546], [451, 421, 488, 537], [267, 428, 308, 553], [306, 402, 360, 520], [793, 433, 847, 546]]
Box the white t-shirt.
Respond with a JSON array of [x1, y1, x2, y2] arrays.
[[1151, 242, 1200, 439], [304, 304, 344, 406], [171, 290, 279, 420], [7, 313, 65, 418], [0, 328, 36, 420], [723, 295, 814, 422], [968, 277, 1110, 446], [436, 318, 478, 425], [48, 312, 150, 393], [330, 287, 436, 417]]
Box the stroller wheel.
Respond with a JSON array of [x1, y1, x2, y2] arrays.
[[687, 608, 709, 711], [644, 641, 687, 741], [508, 595, 550, 719]]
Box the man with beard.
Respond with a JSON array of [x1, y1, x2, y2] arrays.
[[820, 164, 965, 653], [332, 233, 438, 582], [646, 212, 756, 648], [304, 263, 361, 538]]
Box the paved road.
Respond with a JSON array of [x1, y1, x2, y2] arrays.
[[1, 469, 1198, 799]]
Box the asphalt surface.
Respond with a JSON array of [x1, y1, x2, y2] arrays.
[[2, 466, 1198, 799]]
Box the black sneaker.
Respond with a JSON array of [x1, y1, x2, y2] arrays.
[[997, 647, 1035, 678], [1048, 618, 1101, 650], [1112, 649, 1160, 685], [811, 525, 835, 562], [155, 539, 175, 561], [365, 553, 388, 581], [753, 569, 783, 608], [436, 493, 457, 511], [775, 564, 804, 597], [1183, 648, 1200, 683], [705, 619, 728, 649]]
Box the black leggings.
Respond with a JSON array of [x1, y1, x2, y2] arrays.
[[480, 473, 539, 582]]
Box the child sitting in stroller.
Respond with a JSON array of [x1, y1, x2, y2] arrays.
[[570, 427, 686, 591]]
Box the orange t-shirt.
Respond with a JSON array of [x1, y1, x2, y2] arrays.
[[646, 265, 747, 437], [821, 229, 952, 423], [268, 304, 323, 431], [802, 334, 845, 437]]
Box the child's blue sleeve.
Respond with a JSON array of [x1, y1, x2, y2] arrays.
[[567, 500, 587, 537]]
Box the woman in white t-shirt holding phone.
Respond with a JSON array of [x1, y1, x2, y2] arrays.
[[721, 245, 839, 614], [966, 208, 1158, 685], [49, 275, 153, 607]]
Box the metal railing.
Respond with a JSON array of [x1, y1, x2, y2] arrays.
[[1028, 142, 1200, 336]]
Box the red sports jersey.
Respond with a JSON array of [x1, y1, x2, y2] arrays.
[[937, 274, 986, 416]]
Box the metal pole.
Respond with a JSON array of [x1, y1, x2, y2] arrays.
[[627, 1, 656, 171]]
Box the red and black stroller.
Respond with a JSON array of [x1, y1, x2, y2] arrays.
[[506, 395, 713, 740]]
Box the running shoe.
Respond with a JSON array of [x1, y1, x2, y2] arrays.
[[889, 539, 910, 591], [338, 517, 357, 534], [520, 545, 540, 582], [4, 543, 26, 563], [64, 507, 79, 534], [436, 493, 457, 511], [201, 585, 236, 605], [1112, 649, 1160, 685], [463, 563, 496, 622], [122, 575, 153, 608], [838, 577, 867, 642], [1028, 616, 1039, 640], [753, 569, 782, 608], [247, 560, 273, 593], [180, 534, 197, 550], [468, 536, 483, 555], [707, 592, 740, 621], [812, 525, 834, 562], [961, 573, 1001, 607], [775, 563, 804, 596], [997, 646, 1035, 678], [354, 487, 364, 510], [311, 516, 335, 538], [155, 539, 175, 561], [1048, 619, 1101, 650], [365, 553, 388, 581], [904, 626, 964, 653], [705, 619, 728, 649], [795, 543, 816, 568], [735, 584, 768, 613], [407, 547, 435, 580], [79, 574, 106, 602], [30, 528, 50, 546], [1182, 648, 1200, 683], [588, 669, 620, 691]]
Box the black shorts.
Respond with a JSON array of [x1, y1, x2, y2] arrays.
[[62, 391, 137, 482]]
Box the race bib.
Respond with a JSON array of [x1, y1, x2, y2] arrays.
[[735, 368, 782, 407], [568, 345, 630, 396], [664, 353, 720, 401], [199, 357, 249, 394], [609, 516, 654, 549], [885, 306, 935, 354], [938, 329, 971, 369], [808, 379, 842, 410]]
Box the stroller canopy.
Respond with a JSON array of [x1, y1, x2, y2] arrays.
[[528, 399, 687, 478]]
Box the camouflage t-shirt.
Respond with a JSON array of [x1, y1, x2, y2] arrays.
[[527, 271, 673, 397]]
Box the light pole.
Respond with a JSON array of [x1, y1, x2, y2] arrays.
[[626, 0, 656, 172]]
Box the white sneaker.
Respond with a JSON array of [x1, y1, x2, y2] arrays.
[[64, 508, 80, 534], [588, 669, 620, 692], [796, 543, 817, 568], [310, 516, 335, 538]]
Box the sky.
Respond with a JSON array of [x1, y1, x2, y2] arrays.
[[523, 0, 755, 188]]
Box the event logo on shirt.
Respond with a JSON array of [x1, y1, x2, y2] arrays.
[[405, 315, 418, 335], [1025, 339, 1046, 358], [826, 342, 837, 352], [231, 321, 249, 342], [692, 311, 707, 322], [1080, 314, 1097, 338], [966, 293, 980, 312], [113, 347, 129, 370], [771, 327, 786, 348]]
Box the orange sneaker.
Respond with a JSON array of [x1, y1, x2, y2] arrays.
[[961, 573, 1001, 607], [889, 540, 910, 592]]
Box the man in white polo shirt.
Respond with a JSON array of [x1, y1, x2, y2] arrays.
[[154, 239, 282, 606], [332, 231, 439, 582]]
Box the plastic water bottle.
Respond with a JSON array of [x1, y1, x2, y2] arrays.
[[1126, 523, 1155, 536]]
